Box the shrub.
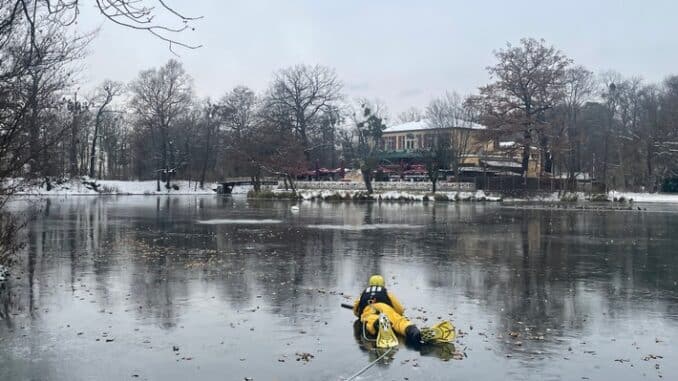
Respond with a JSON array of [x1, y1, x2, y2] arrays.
[[560, 192, 578, 202], [589, 193, 609, 202], [99, 185, 120, 194], [434, 193, 449, 202], [247, 190, 300, 200]]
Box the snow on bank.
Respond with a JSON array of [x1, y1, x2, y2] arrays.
[[12, 179, 219, 196], [504, 192, 561, 202], [296, 189, 501, 202], [505, 191, 678, 203], [608, 191, 678, 203]]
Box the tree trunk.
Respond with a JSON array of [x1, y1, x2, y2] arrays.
[[431, 178, 437, 193], [199, 121, 214, 189], [646, 141, 653, 190], [160, 128, 170, 189], [98, 149, 104, 179], [521, 144, 530, 181], [69, 113, 79, 178], [89, 112, 103, 178], [28, 75, 41, 176], [286, 173, 297, 194], [362, 169, 373, 194], [617, 144, 625, 190]]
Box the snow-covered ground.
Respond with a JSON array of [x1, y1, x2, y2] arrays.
[[608, 191, 678, 203], [11, 178, 219, 196], [506, 191, 678, 203], [5, 178, 678, 203]]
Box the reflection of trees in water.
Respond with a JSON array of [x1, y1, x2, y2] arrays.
[[417, 207, 678, 357], [1, 197, 127, 327], [210, 220, 340, 320], [4, 198, 678, 343]]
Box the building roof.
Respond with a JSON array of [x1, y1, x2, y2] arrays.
[[482, 160, 523, 169], [383, 118, 485, 134]]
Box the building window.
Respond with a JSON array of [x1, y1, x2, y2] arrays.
[[406, 134, 416, 150], [424, 134, 434, 148], [384, 136, 396, 151]]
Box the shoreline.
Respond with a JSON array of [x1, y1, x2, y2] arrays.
[[4, 179, 678, 204]]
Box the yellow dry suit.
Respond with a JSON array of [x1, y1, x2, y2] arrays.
[[352, 285, 414, 337]]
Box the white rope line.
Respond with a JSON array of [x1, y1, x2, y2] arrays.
[[342, 346, 395, 381]]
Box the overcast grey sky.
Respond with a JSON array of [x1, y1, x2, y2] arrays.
[[77, 0, 678, 114]]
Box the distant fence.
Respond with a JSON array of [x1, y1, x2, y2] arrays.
[[458, 176, 604, 195], [285, 181, 476, 192], [282, 177, 606, 195]]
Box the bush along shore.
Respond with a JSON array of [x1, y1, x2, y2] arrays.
[[248, 189, 675, 207], [247, 189, 502, 202]]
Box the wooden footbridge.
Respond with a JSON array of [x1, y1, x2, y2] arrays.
[[216, 177, 278, 194]]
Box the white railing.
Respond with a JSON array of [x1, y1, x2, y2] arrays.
[[282, 181, 476, 192]]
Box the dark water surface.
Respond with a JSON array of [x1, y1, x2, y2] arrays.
[[1, 196, 678, 381]]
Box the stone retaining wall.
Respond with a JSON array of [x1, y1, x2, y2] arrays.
[[282, 181, 476, 192]]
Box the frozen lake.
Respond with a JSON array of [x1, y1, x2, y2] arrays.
[[1, 196, 678, 380]]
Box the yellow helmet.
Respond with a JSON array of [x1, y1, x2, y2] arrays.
[[368, 275, 385, 287]]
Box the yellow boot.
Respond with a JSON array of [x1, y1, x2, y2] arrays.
[[376, 314, 399, 348], [420, 321, 455, 344]]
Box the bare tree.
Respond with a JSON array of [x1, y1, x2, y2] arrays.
[[426, 92, 474, 182], [254, 125, 307, 194], [221, 86, 257, 139], [598, 71, 624, 190], [0, 11, 92, 266], [651, 76, 678, 189], [560, 66, 595, 189], [89, 80, 122, 178], [471, 38, 571, 178], [197, 100, 229, 189], [1, 0, 202, 53], [396, 107, 423, 124], [129, 59, 193, 190], [263, 64, 343, 157], [417, 131, 450, 193], [98, 110, 128, 179], [220, 86, 262, 188]]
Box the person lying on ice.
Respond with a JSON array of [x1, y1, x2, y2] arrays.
[[352, 274, 454, 348]]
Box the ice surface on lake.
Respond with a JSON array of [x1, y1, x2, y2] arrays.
[[306, 223, 422, 230], [197, 219, 282, 224]]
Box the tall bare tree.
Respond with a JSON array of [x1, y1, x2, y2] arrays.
[[264, 64, 343, 159], [471, 38, 571, 177], [129, 59, 193, 189], [88, 80, 122, 178], [560, 66, 595, 189], [396, 107, 424, 124], [220, 86, 262, 187]]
